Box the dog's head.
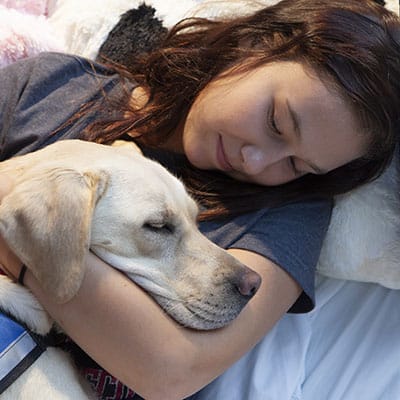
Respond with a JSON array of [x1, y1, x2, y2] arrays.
[[0, 140, 261, 329]]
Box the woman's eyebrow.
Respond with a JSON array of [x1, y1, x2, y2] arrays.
[[286, 99, 327, 175]]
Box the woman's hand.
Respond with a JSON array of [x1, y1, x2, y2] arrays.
[[0, 174, 23, 281], [0, 174, 13, 198]]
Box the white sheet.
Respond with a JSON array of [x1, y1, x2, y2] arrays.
[[190, 277, 400, 400]]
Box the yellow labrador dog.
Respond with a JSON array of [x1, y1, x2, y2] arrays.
[[0, 139, 261, 399]]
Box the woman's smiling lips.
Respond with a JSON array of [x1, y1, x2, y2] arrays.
[[217, 135, 234, 171]]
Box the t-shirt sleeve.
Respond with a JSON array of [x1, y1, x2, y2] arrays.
[[0, 52, 122, 160], [200, 199, 332, 313], [0, 56, 36, 159]]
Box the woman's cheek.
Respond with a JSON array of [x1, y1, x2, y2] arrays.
[[183, 132, 212, 170]]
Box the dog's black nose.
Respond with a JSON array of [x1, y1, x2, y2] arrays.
[[235, 269, 261, 298]]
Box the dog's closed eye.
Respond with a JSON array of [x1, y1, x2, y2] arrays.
[[143, 220, 175, 234]]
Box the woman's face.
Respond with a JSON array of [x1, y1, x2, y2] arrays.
[[180, 61, 366, 186]]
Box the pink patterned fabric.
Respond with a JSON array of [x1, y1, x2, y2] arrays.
[[0, 0, 49, 16], [0, 1, 63, 68], [81, 367, 137, 400]]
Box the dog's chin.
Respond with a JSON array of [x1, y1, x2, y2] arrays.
[[150, 293, 230, 330], [126, 276, 241, 330], [119, 274, 243, 330], [150, 293, 241, 331]]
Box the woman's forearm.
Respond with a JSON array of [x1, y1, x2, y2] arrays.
[[24, 250, 300, 399], [24, 253, 191, 398]]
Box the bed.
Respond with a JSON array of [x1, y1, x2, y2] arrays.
[[1, 1, 399, 399]]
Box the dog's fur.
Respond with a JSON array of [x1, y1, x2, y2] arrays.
[[0, 139, 261, 399]]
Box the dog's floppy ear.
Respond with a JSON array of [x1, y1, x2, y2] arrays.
[[0, 168, 108, 303], [111, 139, 143, 154]]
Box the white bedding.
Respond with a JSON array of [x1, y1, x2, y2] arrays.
[[190, 276, 400, 400], [0, 1, 399, 399]]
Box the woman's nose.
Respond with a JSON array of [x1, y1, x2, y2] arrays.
[[240, 144, 274, 175]]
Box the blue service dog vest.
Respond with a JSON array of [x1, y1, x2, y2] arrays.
[[0, 312, 46, 393]]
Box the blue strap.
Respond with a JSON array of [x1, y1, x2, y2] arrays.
[[0, 313, 46, 393]]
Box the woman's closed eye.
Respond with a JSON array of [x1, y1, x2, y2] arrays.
[[268, 105, 302, 177], [268, 104, 282, 136], [288, 156, 303, 177]]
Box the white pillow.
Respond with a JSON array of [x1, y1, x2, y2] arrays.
[[317, 155, 400, 288], [48, 0, 198, 59], [48, 0, 276, 58]]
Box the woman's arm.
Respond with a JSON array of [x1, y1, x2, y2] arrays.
[[0, 233, 300, 399], [0, 171, 300, 399], [33, 251, 299, 400]]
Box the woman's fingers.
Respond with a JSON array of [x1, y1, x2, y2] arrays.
[[0, 173, 13, 200], [0, 174, 20, 280]]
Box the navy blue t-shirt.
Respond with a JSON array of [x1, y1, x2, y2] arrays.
[[0, 52, 332, 312]]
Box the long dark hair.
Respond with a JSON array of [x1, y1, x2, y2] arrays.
[[84, 0, 400, 219]]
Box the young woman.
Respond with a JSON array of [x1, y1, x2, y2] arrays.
[[0, 0, 399, 399]]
